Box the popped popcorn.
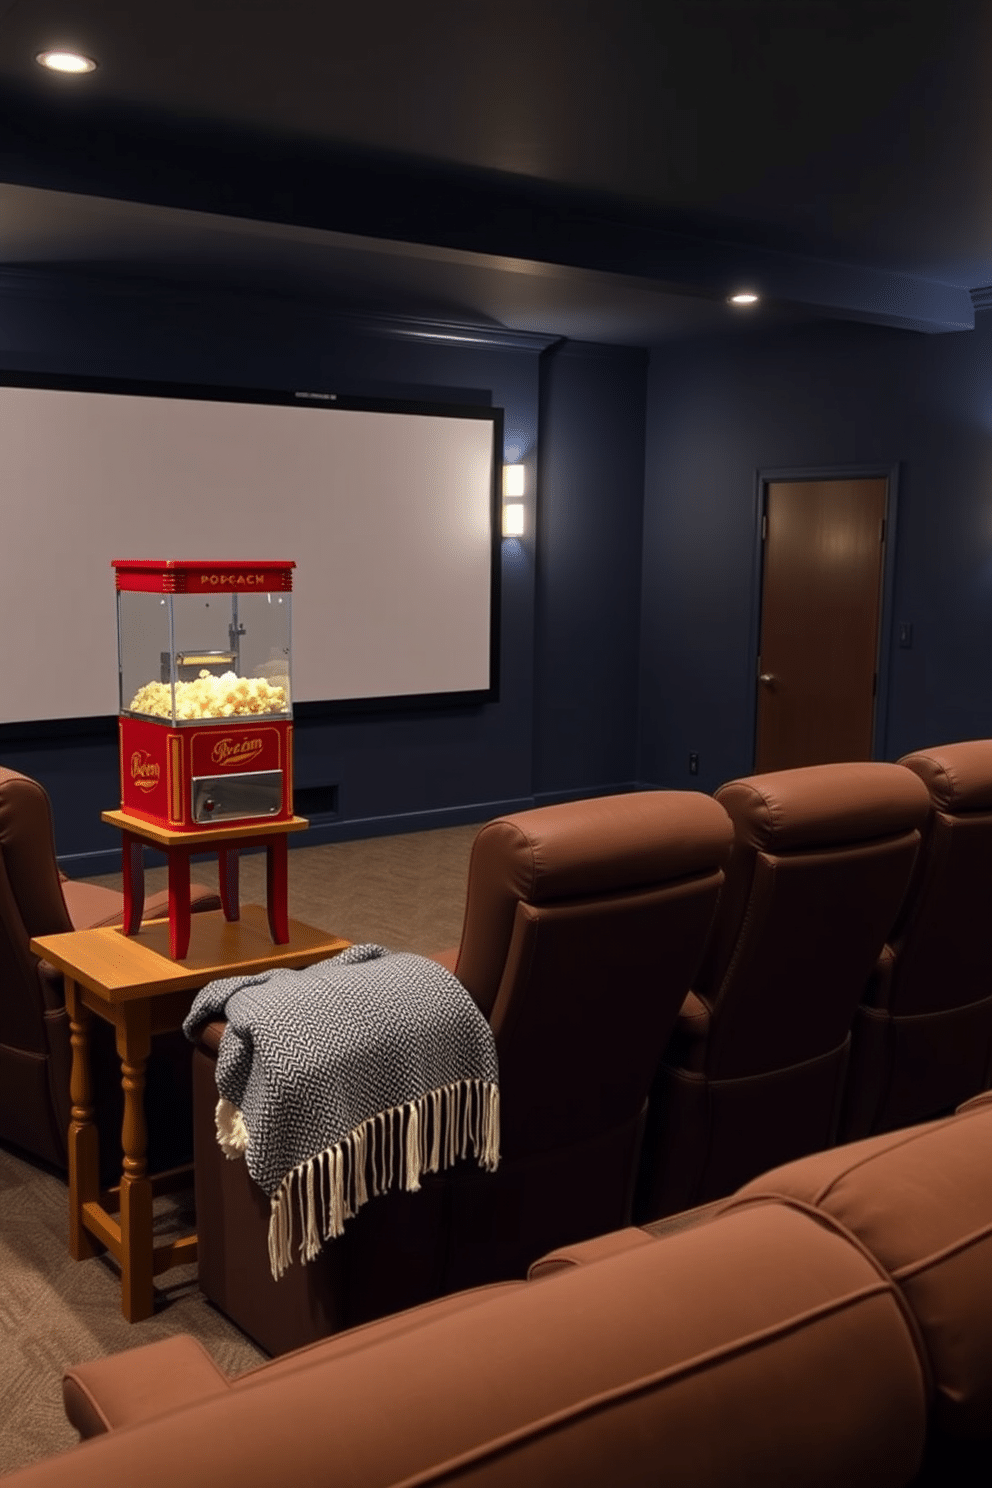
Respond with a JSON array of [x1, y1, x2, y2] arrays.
[[128, 670, 289, 720]]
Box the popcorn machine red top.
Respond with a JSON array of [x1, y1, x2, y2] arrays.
[[113, 559, 295, 831]]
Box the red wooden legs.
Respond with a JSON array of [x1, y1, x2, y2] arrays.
[[167, 849, 192, 960], [266, 836, 290, 944], [218, 846, 241, 922], [120, 827, 288, 958], [120, 831, 145, 935]]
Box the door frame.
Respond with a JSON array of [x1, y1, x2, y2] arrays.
[[746, 462, 901, 770]]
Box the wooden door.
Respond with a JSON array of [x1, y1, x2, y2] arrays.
[[754, 477, 887, 773]]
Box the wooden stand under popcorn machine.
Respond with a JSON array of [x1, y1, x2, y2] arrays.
[[107, 559, 308, 959]]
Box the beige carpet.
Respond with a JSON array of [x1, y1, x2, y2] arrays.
[[0, 822, 480, 1478]]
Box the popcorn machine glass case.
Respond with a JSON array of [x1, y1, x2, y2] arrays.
[[114, 560, 295, 830]]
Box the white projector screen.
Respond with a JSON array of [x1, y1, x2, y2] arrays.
[[0, 378, 500, 724]]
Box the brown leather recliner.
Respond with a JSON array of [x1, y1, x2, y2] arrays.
[[434, 789, 735, 1293], [635, 761, 931, 1220], [191, 789, 734, 1353], [0, 765, 220, 1174], [840, 741, 992, 1140]]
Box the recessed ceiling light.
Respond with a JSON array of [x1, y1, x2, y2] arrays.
[[729, 291, 760, 306], [36, 50, 97, 74]]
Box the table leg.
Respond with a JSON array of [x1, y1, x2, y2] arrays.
[[121, 830, 145, 935], [117, 1005, 155, 1323], [218, 846, 241, 922], [167, 847, 192, 960], [66, 981, 101, 1260], [266, 835, 290, 944]]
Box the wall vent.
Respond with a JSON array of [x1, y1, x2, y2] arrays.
[[293, 785, 340, 818]]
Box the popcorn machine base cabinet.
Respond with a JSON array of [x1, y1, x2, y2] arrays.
[[120, 715, 294, 831]]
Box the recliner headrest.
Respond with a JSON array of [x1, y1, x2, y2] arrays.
[[899, 740, 992, 814], [716, 762, 930, 853], [478, 791, 733, 905]]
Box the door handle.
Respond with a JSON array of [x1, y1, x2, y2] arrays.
[[758, 673, 775, 686]]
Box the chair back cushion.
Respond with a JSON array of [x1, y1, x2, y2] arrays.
[[454, 792, 733, 1021], [0, 767, 72, 1053], [453, 792, 734, 1155], [729, 1097, 992, 1437], [886, 741, 992, 1016], [694, 762, 929, 1077]]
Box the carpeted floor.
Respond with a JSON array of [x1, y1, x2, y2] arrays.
[[0, 822, 480, 1478]]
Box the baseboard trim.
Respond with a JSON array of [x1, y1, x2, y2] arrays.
[[531, 780, 648, 807], [294, 797, 535, 847]]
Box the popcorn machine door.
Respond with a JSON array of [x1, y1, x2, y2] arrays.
[[191, 770, 284, 823]]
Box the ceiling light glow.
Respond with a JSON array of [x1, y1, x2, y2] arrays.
[[36, 49, 97, 74], [729, 291, 759, 306]]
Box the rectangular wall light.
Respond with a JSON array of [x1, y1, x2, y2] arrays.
[[502, 463, 525, 536]]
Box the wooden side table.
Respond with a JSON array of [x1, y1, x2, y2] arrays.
[[32, 906, 349, 1323], [101, 809, 310, 960]]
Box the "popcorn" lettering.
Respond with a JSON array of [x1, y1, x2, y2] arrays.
[[199, 574, 266, 587]]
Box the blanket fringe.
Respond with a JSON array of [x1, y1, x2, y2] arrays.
[[248, 1078, 500, 1279], [215, 1097, 250, 1156]]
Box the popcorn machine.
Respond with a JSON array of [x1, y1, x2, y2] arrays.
[[113, 559, 295, 831]]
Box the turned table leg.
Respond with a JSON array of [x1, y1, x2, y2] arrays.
[[66, 981, 101, 1260], [116, 1005, 155, 1322]]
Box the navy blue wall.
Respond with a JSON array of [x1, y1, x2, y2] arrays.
[[532, 341, 647, 800], [0, 273, 647, 869], [639, 313, 992, 793]]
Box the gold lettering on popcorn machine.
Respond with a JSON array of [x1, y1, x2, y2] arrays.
[[113, 560, 296, 830]]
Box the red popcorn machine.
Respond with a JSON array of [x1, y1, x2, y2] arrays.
[[108, 559, 305, 959], [114, 559, 295, 831]]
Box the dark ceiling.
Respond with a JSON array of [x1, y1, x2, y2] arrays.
[[0, 0, 988, 344]]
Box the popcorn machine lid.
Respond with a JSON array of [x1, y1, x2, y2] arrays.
[[113, 560, 295, 593]]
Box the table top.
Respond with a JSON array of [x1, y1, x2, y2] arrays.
[[31, 905, 349, 1003], [101, 809, 310, 848]]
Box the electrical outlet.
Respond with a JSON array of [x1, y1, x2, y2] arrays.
[[689, 752, 699, 775]]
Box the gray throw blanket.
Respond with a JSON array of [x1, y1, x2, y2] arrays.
[[183, 945, 499, 1278]]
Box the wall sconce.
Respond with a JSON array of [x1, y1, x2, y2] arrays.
[[502, 463, 525, 537]]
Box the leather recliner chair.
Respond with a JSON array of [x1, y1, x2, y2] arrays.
[[190, 789, 734, 1354], [635, 761, 931, 1220], [0, 765, 219, 1174], [840, 740, 992, 1139], [433, 789, 735, 1294]]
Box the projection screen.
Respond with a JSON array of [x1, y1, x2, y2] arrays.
[[0, 378, 500, 724]]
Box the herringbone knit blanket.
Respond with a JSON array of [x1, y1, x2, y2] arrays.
[[183, 944, 500, 1279]]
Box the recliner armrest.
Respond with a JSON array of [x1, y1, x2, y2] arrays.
[[61, 878, 222, 930], [193, 1019, 226, 1055], [63, 1336, 230, 1438], [36, 959, 67, 1012], [61, 879, 139, 931]]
